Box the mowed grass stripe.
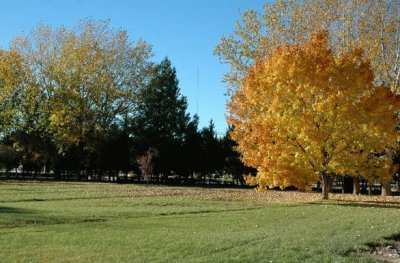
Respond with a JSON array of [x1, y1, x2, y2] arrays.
[[2, 205, 397, 262], [0, 182, 399, 262]]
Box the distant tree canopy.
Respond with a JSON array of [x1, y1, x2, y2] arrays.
[[0, 19, 247, 185], [215, 0, 399, 94]]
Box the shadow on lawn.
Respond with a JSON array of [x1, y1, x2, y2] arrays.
[[332, 201, 400, 209], [0, 206, 35, 214]]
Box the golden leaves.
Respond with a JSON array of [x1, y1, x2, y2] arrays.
[[10, 19, 153, 150], [0, 50, 24, 95], [229, 31, 400, 193], [0, 49, 31, 131]]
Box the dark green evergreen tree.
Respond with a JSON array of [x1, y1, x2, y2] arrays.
[[220, 126, 256, 186], [180, 114, 203, 180], [199, 120, 224, 176], [130, 58, 189, 176]]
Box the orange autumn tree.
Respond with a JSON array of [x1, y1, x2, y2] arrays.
[[229, 31, 399, 200]]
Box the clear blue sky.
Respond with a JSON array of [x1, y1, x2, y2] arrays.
[[0, 0, 267, 134]]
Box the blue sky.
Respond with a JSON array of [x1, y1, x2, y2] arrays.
[[0, 0, 267, 134]]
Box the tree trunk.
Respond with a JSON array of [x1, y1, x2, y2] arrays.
[[328, 176, 333, 193], [361, 179, 367, 194], [321, 173, 329, 200], [342, 176, 353, 194], [381, 180, 392, 196], [353, 176, 360, 195]]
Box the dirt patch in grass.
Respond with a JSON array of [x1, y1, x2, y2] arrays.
[[362, 242, 400, 262], [361, 234, 400, 263]]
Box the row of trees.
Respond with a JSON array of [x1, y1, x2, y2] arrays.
[[215, 0, 400, 199], [0, 19, 252, 185]]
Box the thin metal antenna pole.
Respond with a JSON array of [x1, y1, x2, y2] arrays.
[[196, 67, 199, 115]]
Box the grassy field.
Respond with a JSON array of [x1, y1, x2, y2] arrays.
[[1, 182, 400, 262]]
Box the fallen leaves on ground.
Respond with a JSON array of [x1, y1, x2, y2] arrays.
[[1, 181, 400, 206]]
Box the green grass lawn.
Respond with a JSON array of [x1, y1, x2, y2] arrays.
[[0, 182, 399, 262]]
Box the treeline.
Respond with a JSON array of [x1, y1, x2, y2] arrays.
[[0, 19, 253, 185]]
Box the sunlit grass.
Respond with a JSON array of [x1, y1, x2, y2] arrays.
[[0, 182, 399, 262]]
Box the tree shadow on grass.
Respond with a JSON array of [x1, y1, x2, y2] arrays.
[[384, 233, 400, 242], [329, 201, 400, 209], [364, 233, 400, 248], [0, 206, 35, 214], [0, 206, 43, 229], [0, 206, 72, 229], [0, 206, 110, 229]]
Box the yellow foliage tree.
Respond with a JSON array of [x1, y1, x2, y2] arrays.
[[0, 49, 24, 131], [11, 19, 153, 152], [229, 32, 400, 199], [0, 48, 52, 171], [0, 49, 43, 134]]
